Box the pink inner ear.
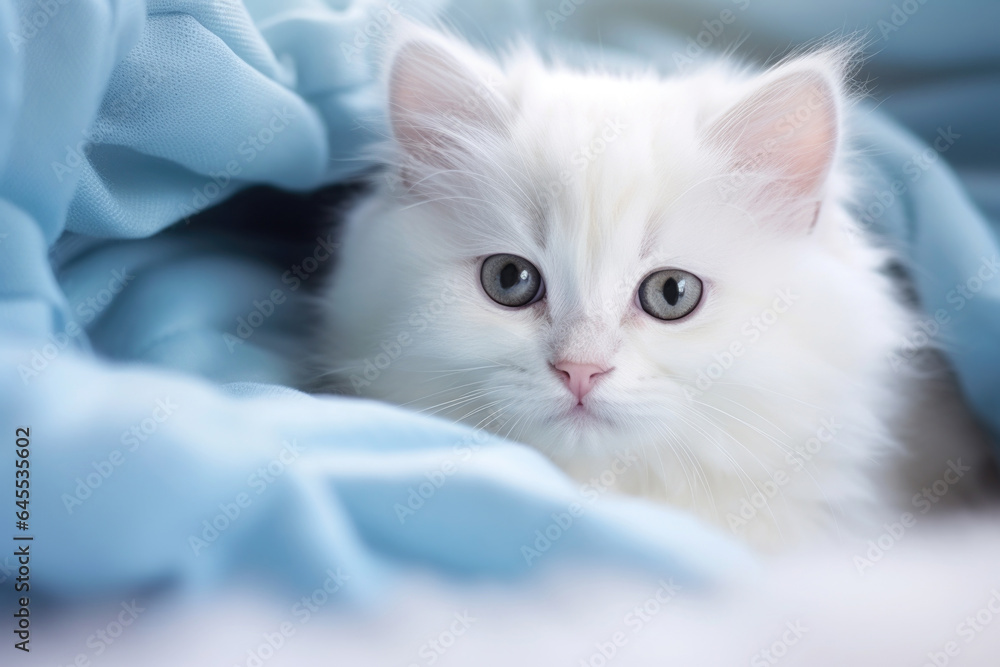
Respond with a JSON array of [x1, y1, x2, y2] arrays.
[[709, 69, 839, 208], [388, 39, 507, 171]]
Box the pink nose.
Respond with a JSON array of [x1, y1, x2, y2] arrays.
[[553, 361, 611, 402]]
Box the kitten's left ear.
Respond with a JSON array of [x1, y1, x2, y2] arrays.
[[386, 25, 510, 173], [706, 55, 844, 231]]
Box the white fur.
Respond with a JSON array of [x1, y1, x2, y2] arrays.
[[316, 26, 994, 548]]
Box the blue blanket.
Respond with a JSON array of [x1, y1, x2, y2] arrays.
[[1, 0, 997, 603]]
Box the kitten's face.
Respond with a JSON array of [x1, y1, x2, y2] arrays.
[[323, 29, 903, 507]]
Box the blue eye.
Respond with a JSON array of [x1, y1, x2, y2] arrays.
[[481, 254, 544, 307], [638, 269, 703, 320]]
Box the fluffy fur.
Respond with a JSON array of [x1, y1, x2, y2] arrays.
[[315, 25, 994, 548]]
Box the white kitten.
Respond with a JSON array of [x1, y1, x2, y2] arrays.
[[315, 25, 995, 548]]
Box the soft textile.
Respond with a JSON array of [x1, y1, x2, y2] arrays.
[[1, 0, 997, 603]]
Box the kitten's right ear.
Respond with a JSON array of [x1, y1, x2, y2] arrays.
[[706, 53, 847, 232], [387, 26, 509, 174]]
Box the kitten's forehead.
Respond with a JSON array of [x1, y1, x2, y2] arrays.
[[502, 73, 718, 305]]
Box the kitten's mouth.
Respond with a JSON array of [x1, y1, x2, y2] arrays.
[[559, 401, 607, 425]]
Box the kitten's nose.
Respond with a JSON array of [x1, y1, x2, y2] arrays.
[[552, 361, 611, 403]]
